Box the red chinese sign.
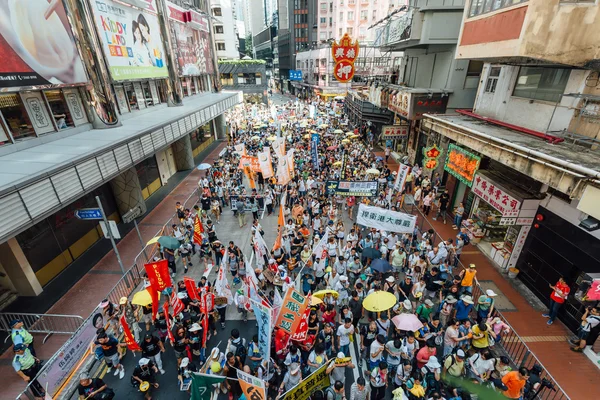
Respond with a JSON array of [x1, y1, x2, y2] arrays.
[[422, 144, 443, 171], [472, 173, 521, 217], [331, 33, 359, 83], [274, 288, 308, 335]]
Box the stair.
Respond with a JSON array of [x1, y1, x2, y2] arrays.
[[0, 288, 18, 312]]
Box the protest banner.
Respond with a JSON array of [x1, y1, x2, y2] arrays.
[[281, 362, 330, 400], [357, 204, 417, 234], [274, 288, 308, 335]]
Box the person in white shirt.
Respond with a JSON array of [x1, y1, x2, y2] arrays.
[[468, 350, 495, 382], [336, 319, 355, 357]]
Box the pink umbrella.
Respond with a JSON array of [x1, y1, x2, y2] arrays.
[[327, 145, 338, 150], [392, 313, 424, 332]]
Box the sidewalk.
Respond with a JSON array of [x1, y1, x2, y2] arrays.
[[405, 186, 600, 398], [2, 142, 227, 399]]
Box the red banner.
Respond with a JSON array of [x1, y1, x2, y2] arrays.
[[163, 302, 175, 344], [185, 276, 200, 301], [274, 288, 308, 335], [170, 291, 185, 315], [120, 314, 142, 351], [193, 215, 204, 246], [148, 287, 159, 321], [291, 293, 311, 342], [144, 260, 172, 292], [200, 293, 214, 345]]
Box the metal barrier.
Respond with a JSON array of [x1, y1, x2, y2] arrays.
[[400, 199, 571, 400], [0, 313, 84, 344]]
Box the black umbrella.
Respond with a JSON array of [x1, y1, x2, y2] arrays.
[[362, 247, 382, 260], [370, 259, 393, 273]]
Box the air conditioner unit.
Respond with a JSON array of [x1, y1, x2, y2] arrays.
[[579, 216, 599, 232]]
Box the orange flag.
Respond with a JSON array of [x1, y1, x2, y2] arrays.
[[273, 194, 286, 251], [193, 215, 204, 245]]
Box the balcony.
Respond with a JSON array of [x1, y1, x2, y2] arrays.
[[348, 0, 356, 6]]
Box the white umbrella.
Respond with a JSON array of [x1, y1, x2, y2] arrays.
[[197, 163, 211, 170]]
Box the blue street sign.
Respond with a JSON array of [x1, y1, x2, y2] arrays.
[[75, 208, 103, 220], [289, 70, 303, 81]]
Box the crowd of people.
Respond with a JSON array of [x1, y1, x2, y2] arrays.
[[13, 95, 561, 400]]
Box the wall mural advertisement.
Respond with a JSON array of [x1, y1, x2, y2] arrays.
[[92, 0, 169, 81], [0, 0, 88, 88]]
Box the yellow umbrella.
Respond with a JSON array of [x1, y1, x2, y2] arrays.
[[341, 139, 350, 144], [303, 134, 310, 139], [333, 129, 344, 134], [146, 236, 160, 245], [251, 135, 260, 140], [267, 135, 277, 141], [319, 124, 328, 128], [131, 289, 160, 306], [311, 296, 323, 306], [313, 289, 339, 299], [332, 161, 342, 166], [349, 134, 360, 139], [366, 168, 381, 175], [363, 291, 397, 312], [345, 131, 354, 136]]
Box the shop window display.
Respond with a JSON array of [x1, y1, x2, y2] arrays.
[[0, 94, 36, 140], [44, 90, 74, 130]]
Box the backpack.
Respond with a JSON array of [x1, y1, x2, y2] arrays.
[[422, 366, 440, 394], [460, 232, 470, 245], [231, 338, 247, 364]]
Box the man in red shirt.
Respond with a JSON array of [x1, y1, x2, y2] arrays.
[[415, 338, 437, 369], [542, 277, 570, 326]]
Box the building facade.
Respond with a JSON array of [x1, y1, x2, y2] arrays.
[[219, 60, 268, 103], [211, 0, 240, 59], [419, 1, 600, 357], [0, 0, 240, 304]]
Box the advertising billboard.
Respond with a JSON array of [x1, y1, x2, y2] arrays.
[[91, 0, 169, 81], [0, 0, 88, 88]]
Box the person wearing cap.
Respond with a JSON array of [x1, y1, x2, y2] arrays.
[[140, 332, 166, 374], [118, 296, 142, 343], [416, 299, 435, 321], [77, 372, 113, 399], [458, 263, 477, 295], [421, 355, 442, 394], [476, 289, 497, 322], [10, 319, 36, 357], [177, 357, 198, 392], [131, 357, 159, 399], [454, 295, 474, 322], [12, 343, 45, 399], [335, 275, 351, 306], [280, 362, 303, 394], [94, 332, 127, 379], [442, 348, 466, 379], [327, 351, 355, 386]]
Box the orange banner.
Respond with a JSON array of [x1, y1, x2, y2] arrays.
[[239, 156, 261, 173], [237, 369, 266, 400], [193, 215, 204, 245], [275, 287, 308, 335]]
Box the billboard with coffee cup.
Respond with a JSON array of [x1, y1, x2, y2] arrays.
[[91, 0, 169, 81], [0, 0, 88, 88]]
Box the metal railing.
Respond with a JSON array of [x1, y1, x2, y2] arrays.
[[400, 198, 571, 400], [0, 313, 84, 344]]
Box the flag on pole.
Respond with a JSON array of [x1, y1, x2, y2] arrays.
[[237, 368, 267, 400], [271, 287, 283, 322], [120, 314, 142, 351], [170, 291, 185, 315], [144, 260, 172, 292], [273, 193, 287, 251], [184, 276, 200, 301], [193, 215, 204, 246], [287, 149, 295, 176], [190, 373, 225, 400], [253, 228, 269, 267], [147, 287, 159, 321], [312, 230, 329, 259], [215, 249, 233, 305], [291, 293, 311, 342], [163, 302, 175, 343]]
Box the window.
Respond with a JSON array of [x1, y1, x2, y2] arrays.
[[213, 7, 222, 16], [469, 0, 527, 18], [214, 25, 224, 34], [339, 28, 342, 36], [359, 27, 366, 37], [0, 94, 35, 140], [320, 32, 326, 40], [485, 67, 501, 93], [360, 10, 368, 20], [216, 42, 226, 50], [320, 17, 327, 24], [339, 11, 343, 21], [372, 10, 377, 20], [512, 67, 570, 102], [467, 60, 484, 77], [330, 2, 333, 11], [44, 90, 74, 130], [348, 11, 354, 21], [320, 2, 327, 10], [329, 17, 332, 26], [347, 27, 353, 35], [560, 0, 596, 3], [124, 83, 139, 110]]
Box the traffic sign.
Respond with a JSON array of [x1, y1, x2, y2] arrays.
[[75, 208, 103, 220]]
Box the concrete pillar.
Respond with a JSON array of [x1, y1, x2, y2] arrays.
[[213, 114, 227, 141], [110, 167, 147, 218], [0, 239, 43, 296], [172, 135, 195, 171]]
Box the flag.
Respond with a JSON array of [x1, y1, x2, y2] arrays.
[[253, 228, 269, 267], [193, 215, 204, 246], [277, 156, 291, 185], [234, 143, 246, 156], [237, 368, 266, 400], [250, 298, 272, 365], [275, 287, 308, 335], [190, 373, 225, 400], [163, 302, 175, 343], [287, 149, 295, 176], [273, 194, 286, 251], [144, 260, 171, 292], [120, 314, 141, 351], [215, 249, 233, 305], [184, 276, 200, 301], [273, 137, 286, 158], [312, 230, 329, 259], [147, 287, 159, 321], [258, 148, 274, 178], [170, 291, 185, 315], [200, 293, 214, 345], [291, 293, 311, 342]]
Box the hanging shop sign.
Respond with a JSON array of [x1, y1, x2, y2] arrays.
[[472, 173, 521, 217], [0, 0, 88, 88], [586, 280, 600, 301], [91, 0, 169, 81], [332, 33, 359, 83], [388, 90, 449, 120], [326, 181, 378, 197], [422, 144, 443, 171], [381, 124, 409, 139], [357, 204, 417, 233], [394, 164, 411, 192], [444, 144, 481, 187]]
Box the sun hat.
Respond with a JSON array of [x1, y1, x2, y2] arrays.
[[119, 297, 128, 305], [469, 263, 476, 269], [444, 295, 457, 304], [403, 299, 412, 310], [462, 295, 474, 304], [139, 358, 150, 366], [425, 356, 441, 369], [337, 352, 345, 359], [180, 357, 190, 368], [425, 299, 434, 307], [486, 289, 497, 297], [290, 363, 300, 374], [456, 349, 466, 359], [99, 299, 110, 308], [386, 276, 395, 283], [189, 323, 201, 332]]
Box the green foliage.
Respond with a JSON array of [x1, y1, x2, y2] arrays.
[[444, 375, 507, 400], [245, 33, 253, 56]]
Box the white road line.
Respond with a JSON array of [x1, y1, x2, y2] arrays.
[[350, 331, 361, 381]]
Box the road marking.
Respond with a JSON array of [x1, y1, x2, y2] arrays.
[[352, 331, 363, 380], [503, 335, 569, 343]]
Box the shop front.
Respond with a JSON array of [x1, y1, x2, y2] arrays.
[[462, 171, 541, 270]]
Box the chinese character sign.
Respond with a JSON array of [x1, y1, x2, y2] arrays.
[[281, 362, 331, 400], [275, 288, 308, 335], [331, 33, 359, 83], [394, 164, 411, 192], [250, 298, 272, 364], [238, 369, 266, 400], [472, 173, 521, 217], [356, 204, 417, 234], [422, 144, 443, 171], [444, 144, 481, 187], [381, 125, 409, 139], [144, 260, 171, 292]]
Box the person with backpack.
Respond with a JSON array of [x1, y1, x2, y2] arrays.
[[77, 372, 114, 399], [369, 360, 389, 400], [458, 264, 477, 296], [325, 380, 345, 400], [247, 334, 263, 373], [442, 349, 466, 379], [420, 356, 442, 397], [570, 306, 600, 352], [226, 329, 247, 366], [467, 350, 494, 383]]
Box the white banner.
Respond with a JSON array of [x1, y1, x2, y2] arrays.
[[215, 249, 233, 304], [277, 156, 291, 185], [234, 143, 246, 155], [394, 164, 411, 191], [253, 228, 269, 267], [287, 149, 295, 175], [258, 148, 274, 178], [357, 204, 416, 233], [312, 230, 329, 259]]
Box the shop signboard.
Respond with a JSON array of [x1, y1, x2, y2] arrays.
[[388, 90, 449, 120], [381, 124, 409, 139], [357, 204, 416, 234], [332, 33, 359, 83], [394, 164, 411, 192], [472, 173, 521, 217], [186, 9, 209, 32], [385, 10, 413, 45], [91, 0, 169, 81], [507, 225, 531, 270], [444, 144, 481, 187], [326, 180, 378, 197], [0, 0, 88, 88]]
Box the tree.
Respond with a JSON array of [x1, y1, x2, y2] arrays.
[[245, 33, 253, 57]]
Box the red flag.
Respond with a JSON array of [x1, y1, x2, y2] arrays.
[[291, 293, 311, 341], [193, 215, 204, 246], [120, 314, 142, 351], [170, 291, 185, 315], [163, 302, 175, 344], [200, 294, 210, 345], [144, 260, 172, 292], [184, 276, 200, 301], [148, 287, 159, 321]]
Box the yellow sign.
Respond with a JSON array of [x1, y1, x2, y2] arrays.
[[335, 357, 352, 365], [281, 362, 330, 400]]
